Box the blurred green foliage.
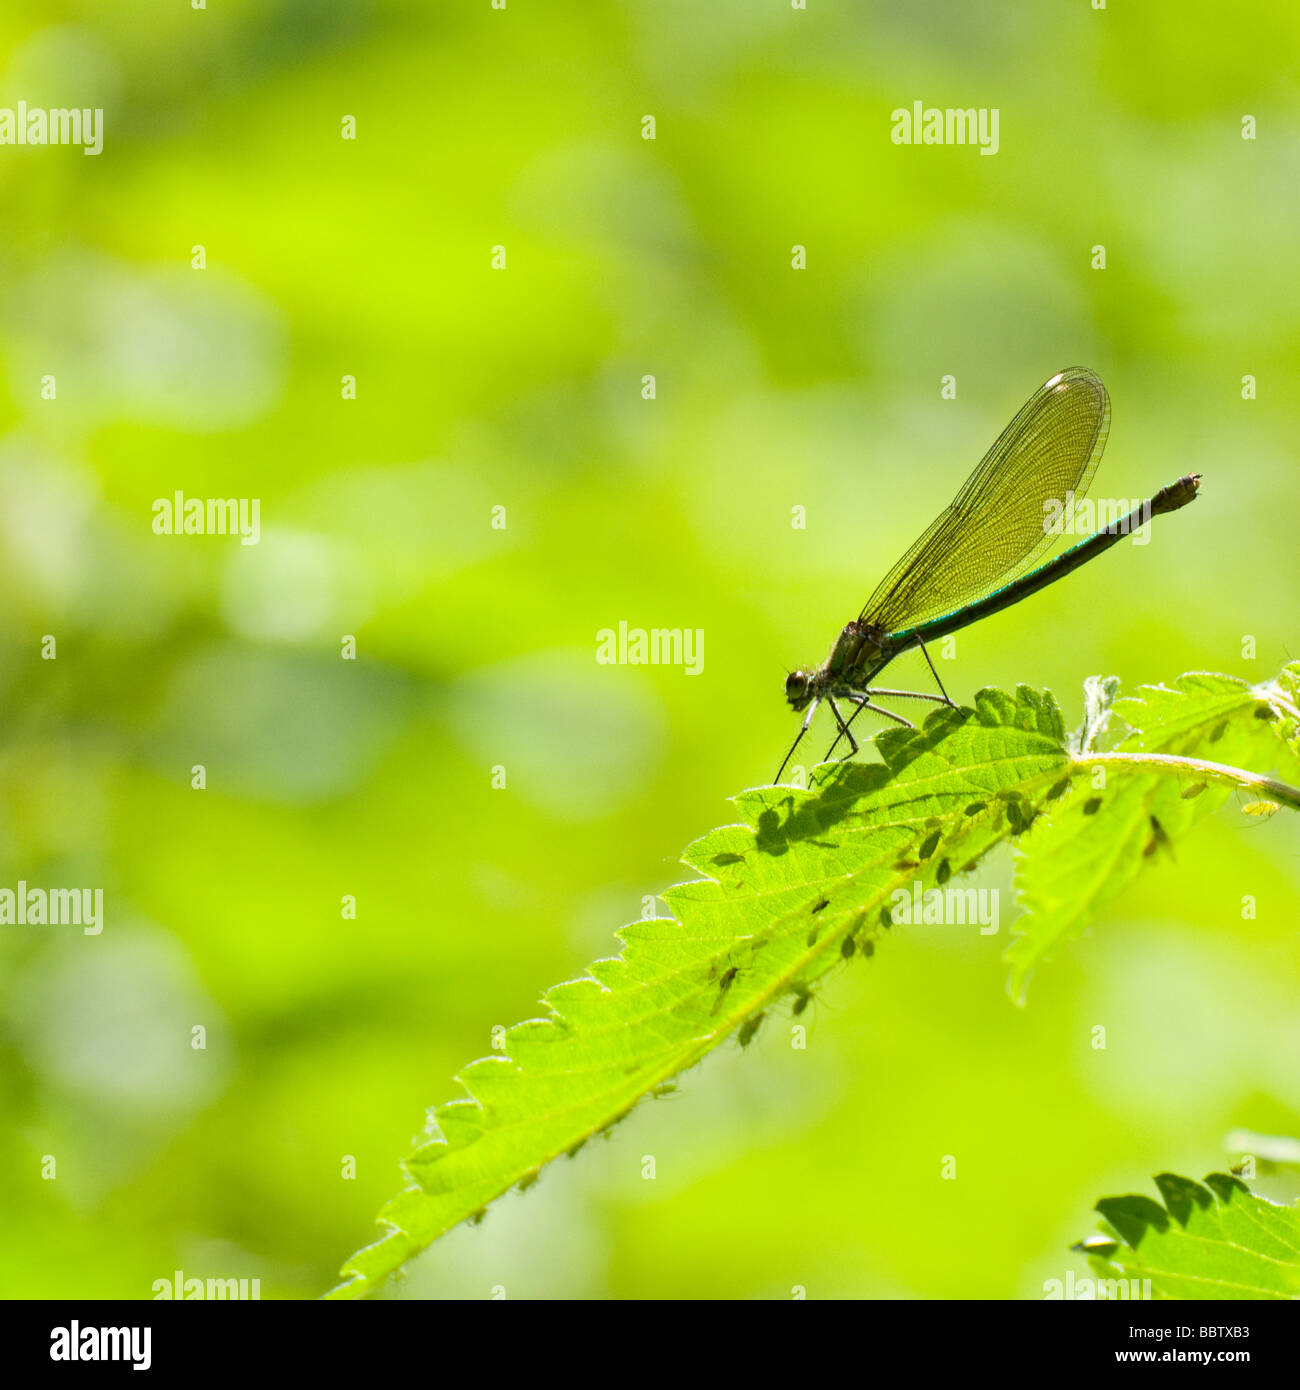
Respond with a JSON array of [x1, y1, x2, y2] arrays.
[[0, 1, 1296, 1299]]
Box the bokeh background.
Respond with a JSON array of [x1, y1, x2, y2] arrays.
[[1, 0, 1297, 1299]]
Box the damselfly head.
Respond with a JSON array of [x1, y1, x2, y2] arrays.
[[785, 670, 813, 710]]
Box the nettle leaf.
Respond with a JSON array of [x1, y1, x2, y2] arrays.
[[329, 686, 1071, 1297], [1073, 1173, 1300, 1300], [328, 671, 1299, 1298], [1005, 664, 1300, 998]]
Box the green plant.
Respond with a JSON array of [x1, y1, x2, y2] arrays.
[[1073, 1172, 1300, 1299], [328, 664, 1300, 1299]]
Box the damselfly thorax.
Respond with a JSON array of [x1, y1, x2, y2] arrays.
[[779, 623, 951, 781], [784, 621, 893, 710]]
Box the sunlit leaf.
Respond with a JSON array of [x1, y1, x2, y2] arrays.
[[329, 668, 1300, 1298], [1074, 1172, 1300, 1300]]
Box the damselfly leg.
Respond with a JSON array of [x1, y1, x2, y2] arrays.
[[773, 697, 821, 783], [821, 635, 956, 762]]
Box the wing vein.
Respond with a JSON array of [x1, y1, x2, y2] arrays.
[[860, 367, 1111, 633]]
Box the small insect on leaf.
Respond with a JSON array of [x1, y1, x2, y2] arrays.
[[600, 1107, 633, 1140], [919, 829, 941, 859], [792, 989, 813, 1016], [1142, 814, 1173, 859], [1241, 800, 1280, 819], [811, 898, 830, 914], [737, 1013, 765, 1048], [710, 965, 739, 1016], [1083, 797, 1102, 815]]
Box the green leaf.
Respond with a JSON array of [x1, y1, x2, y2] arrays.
[[329, 687, 1072, 1297], [1074, 1172, 1300, 1299], [328, 671, 1300, 1298], [1005, 664, 1300, 999]]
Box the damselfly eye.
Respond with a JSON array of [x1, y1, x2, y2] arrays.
[[785, 671, 809, 703]]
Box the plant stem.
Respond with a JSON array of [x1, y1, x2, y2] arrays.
[[1074, 751, 1300, 812]]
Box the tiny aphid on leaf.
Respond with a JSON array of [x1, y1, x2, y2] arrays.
[[710, 965, 739, 1016], [738, 1013, 764, 1048]]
